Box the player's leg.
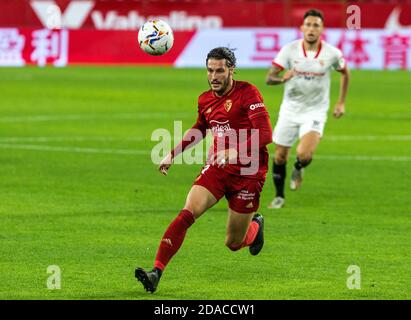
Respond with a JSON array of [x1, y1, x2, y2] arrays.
[[136, 165, 224, 293], [291, 130, 321, 190], [225, 178, 265, 254], [268, 144, 290, 209], [296, 131, 321, 166], [136, 185, 217, 293], [225, 209, 264, 255], [154, 185, 218, 269], [269, 115, 298, 208]]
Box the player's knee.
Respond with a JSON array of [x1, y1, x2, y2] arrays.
[[296, 151, 313, 164], [183, 203, 204, 220], [183, 207, 198, 220], [274, 153, 287, 165]]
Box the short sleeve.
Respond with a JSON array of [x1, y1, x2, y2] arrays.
[[272, 44, 290, 70], [332, 48, 346, 71]]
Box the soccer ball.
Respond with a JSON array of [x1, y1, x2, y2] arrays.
[[138, 19, 174, 56]]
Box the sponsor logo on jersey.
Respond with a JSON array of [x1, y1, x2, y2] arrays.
[[210, 120, 231, 137], [249, 102, 265, 110], [294, 69, 326, 77]]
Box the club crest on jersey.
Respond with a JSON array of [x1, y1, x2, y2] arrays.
[[206, 107, 212, 114], [319, 60, 325, 66], [224, 99, 232, 112]]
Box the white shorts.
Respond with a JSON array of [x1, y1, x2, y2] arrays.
[[273, 114, 326, 147]]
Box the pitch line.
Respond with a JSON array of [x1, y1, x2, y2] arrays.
[[0, 112, 191, 123], [0, 136, 147, 142], [0, 143, 410, 161], [325, 135, 411, 141], [314, 155, 411, 161], [0, 143, 150, 155], [1, 135, 411, 143]]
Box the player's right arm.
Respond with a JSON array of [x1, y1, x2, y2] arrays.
[[159, 111, 207, 175], [265, 65, 294, 85], [266, 43, 294, 85]]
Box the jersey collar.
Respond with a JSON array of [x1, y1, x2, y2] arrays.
[[302, 40, 322, 59]]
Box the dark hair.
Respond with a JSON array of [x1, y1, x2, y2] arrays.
[[303, 9, 324, 22], [206, 47, 236, 68]]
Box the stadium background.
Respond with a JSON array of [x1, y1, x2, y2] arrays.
[[0, 0, 410, 300]]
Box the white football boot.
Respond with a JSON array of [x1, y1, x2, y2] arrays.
[[290, 168, 304, 190], [268, 196, 285, 209]]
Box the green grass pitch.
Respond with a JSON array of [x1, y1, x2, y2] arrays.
[[0, 66, 410, 300]]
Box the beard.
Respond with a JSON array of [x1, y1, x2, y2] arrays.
[[209, 76, 229, 95], [305, 35, 319, 44]]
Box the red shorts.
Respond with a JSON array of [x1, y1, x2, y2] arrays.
[[193, 164, 265, 214]]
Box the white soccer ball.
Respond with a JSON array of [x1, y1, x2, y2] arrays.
[[138, 19, 174, 56]]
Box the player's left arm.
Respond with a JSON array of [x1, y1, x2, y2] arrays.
[[333, 51, 350, 119], [334, 66, 350, 119], [242, 86, 273, 150]]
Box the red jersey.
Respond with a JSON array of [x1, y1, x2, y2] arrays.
[[172, 80, 272, 180]]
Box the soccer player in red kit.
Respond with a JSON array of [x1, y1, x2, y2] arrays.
[[135, 47, 273, 293]]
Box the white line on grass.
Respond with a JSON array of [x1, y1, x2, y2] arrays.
[[1, 135, 411, 143], [2, 113, 410, 123], [0, 112, 191, 123], [325, 135, 411, 141], [0, 143, 150, 155], [0, 143, 410, 161], [0, 136, 147, 142], [314, 155, 411, 162], [360, 113, 411, 120]]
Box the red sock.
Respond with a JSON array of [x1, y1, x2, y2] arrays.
[[154, 209, 195, 271], [228, 221, 259, 251]]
